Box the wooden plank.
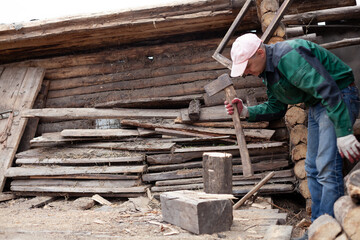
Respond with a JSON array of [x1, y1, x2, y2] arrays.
[[12, 179, 141, 188], [147, 144, 288, 165], [152, 182, 294, 194], [153, 175, 295, 189], [5, 165, 147, 177], [16, 146, 138, 159], [232, 184, 294, 195], [121, 118, 274, 139], [61, 128, 154, 138], [95, 94, 203, 109], [143, 159, 290, 182], [155, 125, 275, 140], [0, 67, 45, 191], [148, 156, 290, 173], [191, 121, 269, 128], [30, 132, 95, 146], [76, 141, 175, 152], [18, 80, 50, 152], [92, 194, 112, 206], [154, 177, 297, 194], [11, 185, 149, 193], [155, 169, 293, 186], [21, 108, 178, 119], [28, 174, 140, 180], [15, 155, 144, 165], [154, 128, 215, 138], [21, 108, 179, 120], [174, 142, 286, 153]]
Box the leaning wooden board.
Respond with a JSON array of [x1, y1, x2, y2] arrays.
[[0, 67, 45, 191]]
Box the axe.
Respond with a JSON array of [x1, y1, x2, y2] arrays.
[[204, 73, 253, 176]]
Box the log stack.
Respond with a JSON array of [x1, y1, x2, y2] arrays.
[[309, 169, 360, 239]]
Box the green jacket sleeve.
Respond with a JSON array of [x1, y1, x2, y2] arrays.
[[247, 88, 287, 122]]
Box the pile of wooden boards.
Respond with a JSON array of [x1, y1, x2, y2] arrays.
[[5, 101, 296, 197], [308, 169, 360, 239]]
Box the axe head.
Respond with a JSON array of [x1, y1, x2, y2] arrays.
[[204, 73, 233, 97]]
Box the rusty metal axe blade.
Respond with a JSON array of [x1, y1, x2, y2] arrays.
[[204, 73, 233, 97]]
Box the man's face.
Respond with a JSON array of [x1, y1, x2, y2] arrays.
[[243, 49, 266, 77]]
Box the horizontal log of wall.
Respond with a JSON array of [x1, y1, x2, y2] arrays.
[[283, 5, 360, 25], [9, 38, 224, 72], [48, 69, 228, 99], [0, 0, 351, 63]]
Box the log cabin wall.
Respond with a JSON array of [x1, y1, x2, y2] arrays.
[[0, 0, 359, 198]]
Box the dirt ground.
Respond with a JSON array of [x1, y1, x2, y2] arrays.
[[0, 193, 310, 240]]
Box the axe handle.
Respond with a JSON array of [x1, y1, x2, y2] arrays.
[[225, 86, 253, 177]]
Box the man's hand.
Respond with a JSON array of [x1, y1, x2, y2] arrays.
[[224, 98, 248, 118], [337, 134, 360, 163]]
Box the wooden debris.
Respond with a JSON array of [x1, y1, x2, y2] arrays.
[[309, 214, 342, 240], [233, 172, 275, 209], [346, 169, 360, 203], [92, 194, 112, 206], [202, 152, 233, 194], [188, 99, 201, 122], [334, 195, 360, 240], [263, 225, 293, 240], [160, 190, 233, 234], [22, 196, 58, 209]]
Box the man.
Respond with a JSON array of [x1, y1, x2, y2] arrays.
[[225, 33, 360, 240]]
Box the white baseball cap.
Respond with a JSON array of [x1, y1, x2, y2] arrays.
[[230, 33, 262, 77]]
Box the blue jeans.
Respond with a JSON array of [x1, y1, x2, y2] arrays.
[[305, 85, 359, 222]]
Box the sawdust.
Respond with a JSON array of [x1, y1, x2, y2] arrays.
[[0, 193, 309, 240]]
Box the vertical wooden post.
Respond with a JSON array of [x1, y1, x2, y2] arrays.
[[202, 152, 233, 194]]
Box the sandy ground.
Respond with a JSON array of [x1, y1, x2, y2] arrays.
[[0, 193, 309, 240]]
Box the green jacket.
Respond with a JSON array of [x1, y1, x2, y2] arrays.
[[247, 39, 354, 137]]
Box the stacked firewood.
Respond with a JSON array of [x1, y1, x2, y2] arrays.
[[308, 169, 360, 239], [284, 104, 311, 211]]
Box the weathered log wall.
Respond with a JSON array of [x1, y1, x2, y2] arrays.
[[0, 0, 359, 199]]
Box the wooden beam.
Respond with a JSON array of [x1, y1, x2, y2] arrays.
[[6, 165, 147, 177], [21, 108, 179, 120]]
